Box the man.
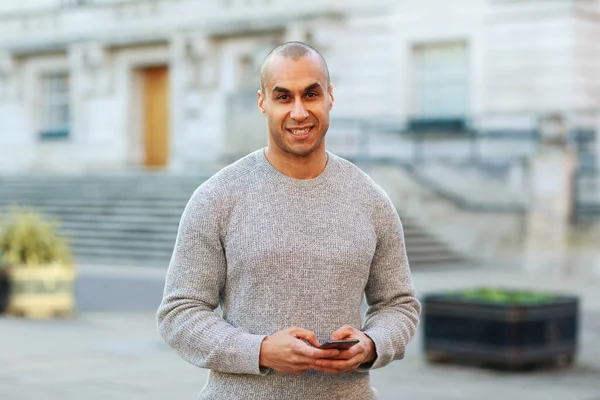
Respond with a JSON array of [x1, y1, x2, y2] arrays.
[[157, 41, 420, 399]]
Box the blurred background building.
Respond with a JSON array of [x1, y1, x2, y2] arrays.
[[1, 0, 599, 172], [1, 3, 599, 397], [0, 0, 598, 270]]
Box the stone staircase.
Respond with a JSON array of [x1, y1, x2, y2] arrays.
[[0, 173, 465, 268], [400, 216, 466, 267]]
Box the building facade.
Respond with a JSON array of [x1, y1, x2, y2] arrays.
[[0, 0, 599, 172]]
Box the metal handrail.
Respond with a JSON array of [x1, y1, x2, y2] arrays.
[[572, 167, 600, 222]]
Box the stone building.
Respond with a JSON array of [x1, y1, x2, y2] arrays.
[[0, 0, 599, 172]]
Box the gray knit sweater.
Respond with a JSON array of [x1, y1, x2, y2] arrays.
[[157, 149, 421, 400]]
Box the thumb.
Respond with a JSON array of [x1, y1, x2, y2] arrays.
[[330, 325, 354, 340]]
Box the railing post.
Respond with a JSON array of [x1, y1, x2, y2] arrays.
[[357, 120, 370, 163], [413, 130, 423, 164], [469, 129, 478, 164], [570, 166, 579, 223]]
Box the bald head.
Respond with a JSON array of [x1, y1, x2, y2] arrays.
[[260, 41, 331, 93]]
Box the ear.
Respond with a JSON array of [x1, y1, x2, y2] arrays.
[[257, 90, 266, 115], [328, 84, 335, 110]]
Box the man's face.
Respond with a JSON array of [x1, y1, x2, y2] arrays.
[[258, 54, 334, 158]]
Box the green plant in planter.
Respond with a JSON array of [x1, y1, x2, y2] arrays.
[[0, 207, 75, 318], [0, 207, 73, 269], [444, 288, 557, 305]]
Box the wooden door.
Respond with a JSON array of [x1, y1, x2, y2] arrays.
[[142, 66, 169, 168]]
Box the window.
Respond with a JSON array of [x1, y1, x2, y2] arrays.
[[40, 73, 70, 139], [413, 42, 469, 119], [237, 54, 256, 89], [60, 0, 131, 7], [60, 0, 86, 7], [60, 0, 140, 8]]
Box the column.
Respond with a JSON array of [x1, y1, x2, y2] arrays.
[[0, 52, 18, 102], [169, 33, 222, 169], [523, 117, 577, 278]]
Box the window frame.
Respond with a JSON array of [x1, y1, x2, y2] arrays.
[[39, 72, 71, 140], [411, 41, 470, 120]]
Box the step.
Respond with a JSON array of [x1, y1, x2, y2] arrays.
[[0, 174, 210, 182], [0, 184, 197, 193], [74, 254, 169, 268], [0, 186, 197, 196], [23, 213, 183, 228], [407, 247, 465, 258], [67, 236, 175, 251], [73, 245, 172, 261], [407, 253, 466, 266], [0, 182, 202, 194], [404, 244, 462, 255], [0, 197, 190, 208], [58, 220, 179, 235], [0, 205, 187, 221], [399, 222, 432, 232], [0, 207, 188, 225], [60, 228, 177, 241], [0, 176, 203, 183], [0, 173, 468, 269], [404, 236, 448, 246], [400, 230, 438, 240]]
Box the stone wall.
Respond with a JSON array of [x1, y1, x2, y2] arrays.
[[366, 164, 528, 266]]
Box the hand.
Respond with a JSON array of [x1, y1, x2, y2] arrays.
[[259, 327, 340, 374], [312, 325, 376, 374]]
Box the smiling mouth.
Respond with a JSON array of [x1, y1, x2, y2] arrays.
[[287, 127, 312, 137]]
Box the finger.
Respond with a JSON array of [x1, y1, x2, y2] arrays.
[[294, 335, 321, 349], [295, 343, 340, 359], [345, 343, 364, 358], [289, 329, 321, 348], [315, 353, 363, 371], [345, 353, 365, 370], [330, 325, 356, 340], [289, 353, 321, 367], [327, 347, 361, 360], [310, 364, 342, 374], [295, 364, 313, 374], [291, 338, 317, 352]]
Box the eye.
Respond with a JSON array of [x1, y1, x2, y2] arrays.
[[277, 94, 290, 101], [306, 92, 318, 98]]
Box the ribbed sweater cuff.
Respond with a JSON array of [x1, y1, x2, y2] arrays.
[[359, 328, 400, 370], [234, 333, 269, 375]]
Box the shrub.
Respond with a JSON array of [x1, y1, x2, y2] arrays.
[[0, 207, 73, 269]]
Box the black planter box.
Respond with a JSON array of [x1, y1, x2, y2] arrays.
[[0, 270, 9, 313], [423, 289, 579, 370]]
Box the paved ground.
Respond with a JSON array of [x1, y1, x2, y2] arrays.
[[1, 262, 599, 400]]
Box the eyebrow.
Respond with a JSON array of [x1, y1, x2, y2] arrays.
[[272, 82, 324, 95], [303, 83, 323, 93]]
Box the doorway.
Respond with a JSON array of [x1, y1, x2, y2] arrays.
[[141, 65, 170, 168]]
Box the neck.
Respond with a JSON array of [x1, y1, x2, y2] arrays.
[[264, 146, 328, 179]]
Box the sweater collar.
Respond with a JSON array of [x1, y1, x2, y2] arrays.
[[256, 148, 336, 187]]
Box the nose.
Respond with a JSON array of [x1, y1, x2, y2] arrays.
[[290, 98, 308, 121]]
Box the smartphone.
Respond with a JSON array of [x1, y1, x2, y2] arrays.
[[318, 339, 360, 350]]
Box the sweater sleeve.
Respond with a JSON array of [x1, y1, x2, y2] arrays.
[[359, 193, 421, 370], [156, 185, 268, 375]]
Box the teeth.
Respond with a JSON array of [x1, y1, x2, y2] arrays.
[[290, 128, 310, 135]]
